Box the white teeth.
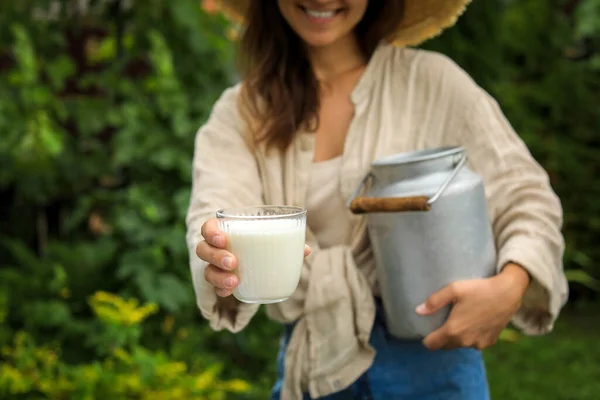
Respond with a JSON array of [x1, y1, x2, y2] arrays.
[[305, 9, 336, 19]]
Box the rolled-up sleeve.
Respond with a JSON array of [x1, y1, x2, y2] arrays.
[[185, 85, 262, 332], [460, 91, 569, 335]]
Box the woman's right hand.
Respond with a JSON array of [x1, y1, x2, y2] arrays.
[[197, 218, 239, 297], [197, 218, 312, 298]]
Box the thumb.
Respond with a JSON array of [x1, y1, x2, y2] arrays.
[[416, 283, 459, 315]]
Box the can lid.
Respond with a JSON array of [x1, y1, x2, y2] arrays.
[[371, 146, 464, 168]]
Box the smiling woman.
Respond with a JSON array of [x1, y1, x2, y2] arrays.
[[188, 1, 568, 399], [237, 0, 404, 151]]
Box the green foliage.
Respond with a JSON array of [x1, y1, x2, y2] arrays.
[[485, 308, 600, 399], [424, 0, 600, 287], [0, 0, 274, 398], [0, 292, 250, 400], [0, 1, 228, 313], [0, 0, 598, 399]]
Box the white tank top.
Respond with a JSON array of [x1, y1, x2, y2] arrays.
[[306, 156, 353, 249]]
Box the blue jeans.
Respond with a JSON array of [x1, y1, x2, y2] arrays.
[[271, 299, 490, 400]]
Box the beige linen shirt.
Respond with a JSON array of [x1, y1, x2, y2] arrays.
[[186, 43, 568, 400]]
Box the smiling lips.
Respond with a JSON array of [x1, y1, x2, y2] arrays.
[[299, 4, 343, 23], [305, 9, 337, 18]]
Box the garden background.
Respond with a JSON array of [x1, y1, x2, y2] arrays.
[[0, 0, 599, 399]]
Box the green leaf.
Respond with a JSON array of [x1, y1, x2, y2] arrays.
[[565, 270, 600, 292], [0, 237, 42, 270], [499, 328, 520, 343], [11, 24, 38, 84], [45, 55, 76, 91], [49, 264, 69, 293], [117, 247, 165, 280], [132, 270, 190, 312], [155, 274, 191, 312], [37, 112, 64, 156], [575, 0, 600, 37], [23, 300, 72, 328]]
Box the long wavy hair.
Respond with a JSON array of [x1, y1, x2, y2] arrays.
[[237, 1, 405, 151]]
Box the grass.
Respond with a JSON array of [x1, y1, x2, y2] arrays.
[[485, 305, 600, 400]]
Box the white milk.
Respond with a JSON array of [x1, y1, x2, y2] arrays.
[[222, 218, 306, 304]]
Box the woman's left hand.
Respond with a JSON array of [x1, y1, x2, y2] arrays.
[[417, 263, 531, 351]]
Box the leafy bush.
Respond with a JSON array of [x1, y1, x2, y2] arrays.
[[0, 0, 276, 398], [0, 292, 250, 400], [0, 1, 286, 397], [423, 0, 600, 293]]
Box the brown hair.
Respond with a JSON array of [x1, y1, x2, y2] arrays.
[[237, 1, 405, 151]]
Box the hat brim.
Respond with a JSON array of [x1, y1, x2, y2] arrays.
[[214, 0, 471, 47]]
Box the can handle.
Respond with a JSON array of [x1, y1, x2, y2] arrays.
[[347, 154, 468, 214]]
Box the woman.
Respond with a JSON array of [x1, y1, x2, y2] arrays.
[[186, 1, 568, 399]]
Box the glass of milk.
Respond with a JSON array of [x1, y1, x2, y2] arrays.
[[216, 206, 307, 304]]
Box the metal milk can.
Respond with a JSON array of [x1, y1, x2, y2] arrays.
[[348, 146, 497, 339]]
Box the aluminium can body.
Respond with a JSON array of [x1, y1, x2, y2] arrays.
[[361, 147, 497, 339]]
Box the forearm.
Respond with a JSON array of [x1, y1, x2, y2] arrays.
[[462, 93, 568, 334], [185, 85, 266, 332]]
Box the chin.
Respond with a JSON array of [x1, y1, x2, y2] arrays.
[[300, 33, 343, 49]]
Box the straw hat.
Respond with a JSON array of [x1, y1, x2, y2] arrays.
[[213, 0, 472, 47]]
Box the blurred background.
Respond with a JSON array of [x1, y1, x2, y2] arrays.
[[0, 0, 598, 399]]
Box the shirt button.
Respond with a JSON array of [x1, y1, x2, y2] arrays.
[[300, 135, 314, 152]]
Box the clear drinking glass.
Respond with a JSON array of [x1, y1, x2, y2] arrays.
[[216, 206, 307, 304]]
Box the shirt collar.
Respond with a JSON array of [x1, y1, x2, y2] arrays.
[[351, 41, 393, 105]]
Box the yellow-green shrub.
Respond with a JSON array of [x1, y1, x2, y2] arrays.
[[0, 292, 250, 400]]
